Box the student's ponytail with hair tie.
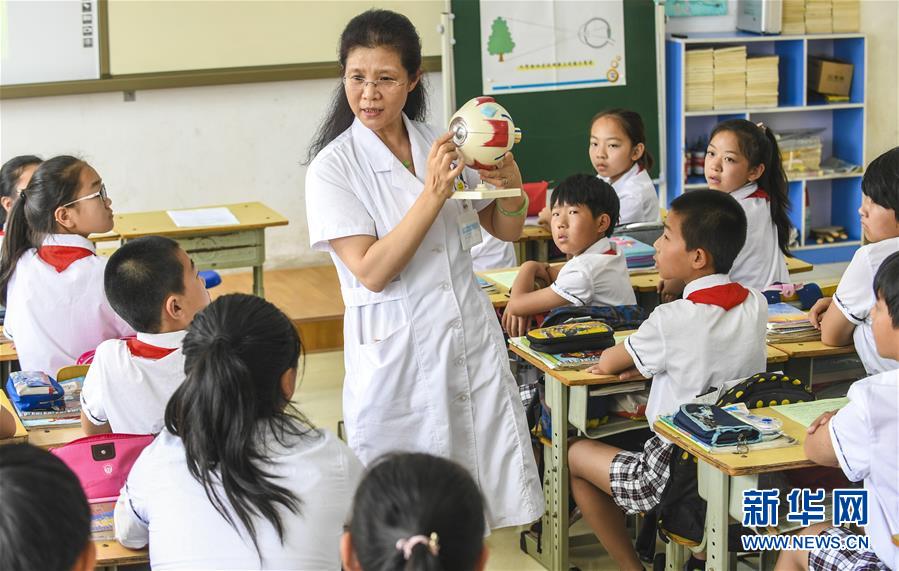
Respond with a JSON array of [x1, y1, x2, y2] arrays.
[[164, 294, 313, 559]]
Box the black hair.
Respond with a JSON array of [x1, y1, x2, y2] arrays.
[[592, 108, 654, 171], [873, 251, 899, 328], [710, 119, 791, 255], [348, 453, 485, 571], [0, 155, 42, 226], [862, 146, 899, 221], [670, 189, 747, 274], [304, 9, 428, 164], [0, 444, 91, 571], [550, 173, 621, 232], [0, 156, 86, 305], [105, 236, 186, 333], [164, 293, 313, 558]]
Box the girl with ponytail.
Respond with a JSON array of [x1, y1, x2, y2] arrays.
[[114, 294, 363, 570], [703, 119, 792, 290], [0, 156, 132, 374], [341, 453, 488, 571]]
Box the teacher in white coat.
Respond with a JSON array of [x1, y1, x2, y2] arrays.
[[304, 9, 543, 529]]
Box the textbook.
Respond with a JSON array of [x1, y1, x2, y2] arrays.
[[766, 303, 820, 343], [10, 375, 84, 428], [609, 235, 655, 269], [508, 336, 606, 370]]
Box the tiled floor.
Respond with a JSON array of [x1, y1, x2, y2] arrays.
[[295, 263, 848, 570]]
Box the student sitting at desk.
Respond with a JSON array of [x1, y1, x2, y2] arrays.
[[568, 190, 767, 570], [80, 236, 210, 435], [0, 155, 42, 245], [778, 251, 899, 571], [809, 147, 899, 375], [0, 156, 133, 375], [115, 294, 362, 570], [502, 174, 636, 337], [0, 444, 96, 571]]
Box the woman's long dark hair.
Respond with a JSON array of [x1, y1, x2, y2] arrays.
[[348, 453, 486, 571], [304, 9, 428, 164], [0, 155, 42, 226], [164, 293, 314, 557], [711, 119, 792, 255], [0, 156, 85, 304]]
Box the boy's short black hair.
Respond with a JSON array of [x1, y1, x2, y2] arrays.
[[873, 251, 899, 328], [0, 444, 91, 571], [669, 190, 747, 274], [105, 236, 187, 333], [862, 147, 899, 221], [550, 173, 620, 231]]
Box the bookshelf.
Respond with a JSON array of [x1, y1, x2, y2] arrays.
[[666, 32, 866, 264]]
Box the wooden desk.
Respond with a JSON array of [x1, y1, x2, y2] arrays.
[[769, 341, 860, 386], [92, 202, 288, 298], [0, 390, 27, 444], [655, 408, 813, 570], [26, 425, 84, 449], [514, 225, 552, 264], [95, 539, 149, 570]]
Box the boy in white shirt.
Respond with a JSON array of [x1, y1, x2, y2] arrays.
[[568, 190, 767, 570], [809, 147, 899, 375], [502, 174, 636, 337], [778, 251, 899, 571], [80, 236, 209, 435]]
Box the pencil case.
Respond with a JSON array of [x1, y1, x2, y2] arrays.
[[673, 403, 762, 447], [6, 371, 65, 412], [526, 320, 615, 354]]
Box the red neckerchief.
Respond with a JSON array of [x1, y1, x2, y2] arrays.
[[604, 248, 616, 255], [127, 338, 177, 360], [37, 246, 93, 273], [746, 187, 769, 201], [686, 283, 749, 311]]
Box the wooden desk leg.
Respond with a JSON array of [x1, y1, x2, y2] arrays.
[[514, 241, 526, 266], [546, 376, 570, 570], [536, 240, 549, 263], [701, 462, 731, 571], [253, 265, 265, 299], [665, 540, 687, 569]]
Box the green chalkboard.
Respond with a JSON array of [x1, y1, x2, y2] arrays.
[[452, 0, 660, 183]]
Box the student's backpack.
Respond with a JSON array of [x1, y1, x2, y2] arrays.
[[642, 373, 815, 555], [542, 304, 647, 331], [51, 433, 154, 501]]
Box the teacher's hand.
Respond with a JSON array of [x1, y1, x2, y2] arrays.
[[478, 152, 523, 189], [425, 132, 465, 201]]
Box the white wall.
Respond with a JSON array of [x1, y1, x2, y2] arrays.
[[0, 73, 445, 269]]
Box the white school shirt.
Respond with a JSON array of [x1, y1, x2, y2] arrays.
[[115, 426, 363, 570], [623, 273, 767, 432], [471, 232, 517, 271], [3, 234, 134, 375], [305, 114, 543, 529], [833, 238, 899, 375], [829, 370, 899, 570], [728, 183, 791, 290], [80, 330, 187, 434], [601, 163, 660, 225], [550, 237, 637, 307]]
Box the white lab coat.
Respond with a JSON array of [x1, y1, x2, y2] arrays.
[[305, 115, 543, 528]]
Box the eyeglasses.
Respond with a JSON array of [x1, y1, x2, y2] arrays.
[[63, 183, 107, 207], [342, 75, 406, 92]]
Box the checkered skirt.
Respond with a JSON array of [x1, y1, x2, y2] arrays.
[[609, 435, 674, 514], [809, 527, 888, 570]]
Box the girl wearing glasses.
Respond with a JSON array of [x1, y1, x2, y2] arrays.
[[304, 9, 542, 530], [0, 156, 133, 375]]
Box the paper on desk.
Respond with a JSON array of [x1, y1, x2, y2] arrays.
[[167, 207, 239, 228], [771, 397, 849, 428], [482, 269, 519, 291]]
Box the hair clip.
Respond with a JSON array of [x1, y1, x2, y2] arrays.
[[396, 532, 440, 560], [756, 121, 766, 130]]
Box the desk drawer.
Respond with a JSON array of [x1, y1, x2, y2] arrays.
[[568, 385, 648, 439], [190, 246, 263, 269], [174, 230, 262, 251]]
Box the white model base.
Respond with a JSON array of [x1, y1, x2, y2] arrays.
[[450, 186, 522, 200]]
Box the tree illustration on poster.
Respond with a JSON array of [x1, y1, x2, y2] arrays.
[[488, 17, 515, 62]]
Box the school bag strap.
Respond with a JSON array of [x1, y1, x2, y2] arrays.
[[51, 433, 155, 502], [541, 304, 647, 331]]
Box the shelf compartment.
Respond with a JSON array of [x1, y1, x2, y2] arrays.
[[806, 37, 866, 105]]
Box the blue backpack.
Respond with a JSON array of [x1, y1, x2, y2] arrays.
[[542, 304, 648, 331]]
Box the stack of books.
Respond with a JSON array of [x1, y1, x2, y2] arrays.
[[713, 46, 747, 110], [609, 235, 655, 269], [767, 302, 821, 343], [831, 0, 859, 32], [782, 0, 806, 34], [8, 375, 84, 428], [746, 56, 780, 108], [778, 129, 824, 177], [805, 0, 833, 33], [685, 48, 714, 111], [508, 336, 605, 370]]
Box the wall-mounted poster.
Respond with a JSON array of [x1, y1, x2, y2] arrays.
[[479, 0, 626, 95]]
